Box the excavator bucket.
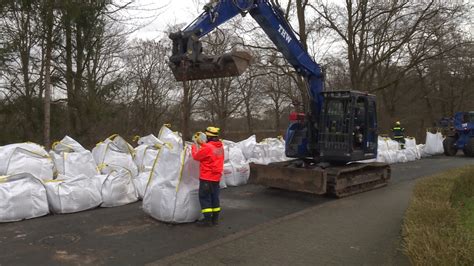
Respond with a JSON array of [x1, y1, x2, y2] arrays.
[[169, 51, 252, 82], [168, 31, 252, 82]]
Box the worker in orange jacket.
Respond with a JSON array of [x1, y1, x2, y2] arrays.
[[192, 127, 224, 226]]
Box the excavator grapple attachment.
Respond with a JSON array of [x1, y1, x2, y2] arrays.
[[169, 51, 252, 82]]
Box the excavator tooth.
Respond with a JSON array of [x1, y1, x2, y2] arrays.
[[169, 51, 252, 82]]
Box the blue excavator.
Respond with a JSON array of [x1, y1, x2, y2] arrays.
[[443, 111, 474, 157], [168, 0, 390, 197]]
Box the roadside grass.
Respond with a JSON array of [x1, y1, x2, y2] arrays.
[[402, 166, 474, 265]]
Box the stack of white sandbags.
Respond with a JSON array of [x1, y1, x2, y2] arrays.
[[420, 132, 444, 157], [235, 135, 291, 165], [222, 140, 250, 186], [376, 137, 422, 164], [133, 134, 164, 199], [143, 126, 201, 223], [50, 136, 99, 179], [92, 135, 138, 207], [0, 173, 49, 222], [0, 142, 54, 181], [44, 174, 102, 213]]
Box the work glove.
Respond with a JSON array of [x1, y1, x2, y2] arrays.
[[192, 132, 207, 145]]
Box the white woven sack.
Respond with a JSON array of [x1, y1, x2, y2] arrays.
[[50, 136, 98, 179], [134, 171, 150, 199], [44, 174, 102, 213], [236, 135, 257, 161], [96, 167, 138, 207], [92, 135, 138, 177], [0, 173, 49, 222], [134, 134, 164, 173], [143, 126, 201, 223], [0, 143, 54, 181]]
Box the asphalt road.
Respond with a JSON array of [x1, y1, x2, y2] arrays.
[[1, 155, 473, 265]]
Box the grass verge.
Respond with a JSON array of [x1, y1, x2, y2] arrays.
[[402, 166, 474, 265]]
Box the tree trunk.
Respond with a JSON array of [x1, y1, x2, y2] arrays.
[[43, 0, 53, 148]]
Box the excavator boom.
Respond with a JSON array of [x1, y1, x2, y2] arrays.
[[169, 0, 391, 196]]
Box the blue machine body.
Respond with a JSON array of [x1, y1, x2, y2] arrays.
[[452, 111, 474, 149]]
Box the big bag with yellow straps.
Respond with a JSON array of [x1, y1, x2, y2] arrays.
[[50, 136, 99, 179], [143, 125, 201, 223], [0, 173, 49, 222], [92, 134, 138, 177], [0, 142, 54, 181]]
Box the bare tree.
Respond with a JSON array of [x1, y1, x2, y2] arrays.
[[124, 39, 174, 135]]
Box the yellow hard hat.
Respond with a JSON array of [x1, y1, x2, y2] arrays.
[[205, 126, 220, 137], [395, 121, 401, 126]]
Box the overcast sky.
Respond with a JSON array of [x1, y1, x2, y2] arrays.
[[123, 0, 206, 40], [123, 0, 473, 41]]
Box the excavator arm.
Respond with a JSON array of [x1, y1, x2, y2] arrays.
[[169, 0, 391, 197], [169, 0, 323, 158]]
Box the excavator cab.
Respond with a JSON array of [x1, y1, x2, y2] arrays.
[[168, 31, 252, 81], [319, 91, 378, 163]]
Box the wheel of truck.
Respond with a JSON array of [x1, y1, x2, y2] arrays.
[[443, 137, 458, 156], [462, 138, 474, 157]]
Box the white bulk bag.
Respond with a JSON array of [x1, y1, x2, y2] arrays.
[[0, 173, 49, 222], [0, 143, 54, 181], [44, 174, 102, 213], [404, 148, 418, 162], [386, 139, 400, 151], [236, 135, 257, 161], [416, 144, 425, 158], [250, 143, 270, 165], [405, 138, 417, 149], [263, 138, 290, 163], [395, 150, 408, 163], [172, 145, 201, 222], [223, 140, 236, 162], [52, 136, 86, 152], [376, 150, 397, 164], [134, 171, 150, 199], [143, 126, 201, 223], [377, 137, 389, 152], [96, 167, 138, 207], [134, 134, 164, 173], [50, 136, 98, 179], [224, 145, 250, 186], [92, 135, 138, 177], [423, 132, 444, 156]]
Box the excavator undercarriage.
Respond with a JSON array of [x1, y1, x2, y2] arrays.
[[250, 161, 390, 197]]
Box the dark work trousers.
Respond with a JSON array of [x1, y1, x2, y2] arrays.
[[199, 179, 220, 219]]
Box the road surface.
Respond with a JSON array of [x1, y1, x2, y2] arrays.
[[0, 155, 472, 265]]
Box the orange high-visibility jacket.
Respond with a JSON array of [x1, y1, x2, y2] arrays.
[[191, 141, 224, 182]]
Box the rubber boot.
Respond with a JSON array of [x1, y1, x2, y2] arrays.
[[212, 212, 219, 226], [196, 213, 212, 227]]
